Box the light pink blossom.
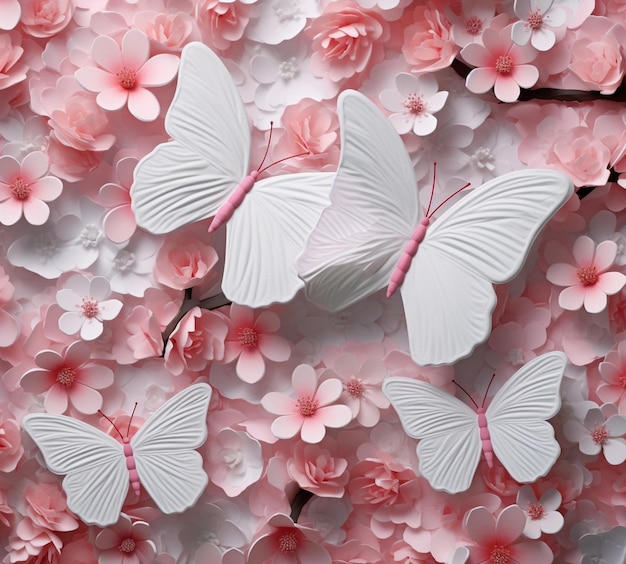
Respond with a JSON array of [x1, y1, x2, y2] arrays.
[[0, 412, 23, 472], [20, 340, 114, 414], [75, 29, 179, 122], [546, 236, 626, 313], [598, 340, 626, 413], [0, 31, 28, 89], [448, 0, 496, 48], [0, 152, 62, 225], [195, 0, 257, 52], [24, 482, 80, 532], [516, 486, 564, 539], [286, 441, 349, 498], [262, 364, 352, 444], [511, 0, 568, 51], [95, 514, 156, 564], [19, 0, 73, 38]]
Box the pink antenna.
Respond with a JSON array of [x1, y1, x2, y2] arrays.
[[98, 410, 125, 441], [126, 402, 138, 437], [481, 373, 497, 408], [452, 380, 480, 410]]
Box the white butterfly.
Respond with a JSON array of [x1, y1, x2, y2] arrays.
[[297, 90, 573, 366], [130, 42, 333, 308], [22, 383, 212, 527], [382, 352, 567, 494]]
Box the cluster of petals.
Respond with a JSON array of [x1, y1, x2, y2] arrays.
[[597, 340, 626, 412], [95, 514, 156, 564], [516, 485, 564, 539], [511, 0, 568, 51]]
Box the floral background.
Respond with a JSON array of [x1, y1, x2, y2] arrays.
[[2, 0, 626, 562]]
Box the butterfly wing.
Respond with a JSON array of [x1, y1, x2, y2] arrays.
[[297, 90, 418, 312], [383, 377, 481, 494], [223, 172, 334, 307], [22, 414, 128, 527], [486, 352, 566, 483], [131, 383, 212, 514], [130, 42, 249, 234]]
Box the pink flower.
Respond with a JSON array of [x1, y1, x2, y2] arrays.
[[598, 340, 626, 413], [7, 519, 62, 563], [516, 486, 564, 539], [511, 0, 568, 51], [153, 232, 219, 291], [134, 11, 197, 51], [402, 4, 459, 73], [462, 21, 539, 102], [465, 505, 553, 563], [95, 514, 157, 564], [307, 0, 388, 82], [20, 340, 114, 414], [0, 0, 21, 30], [261, 364, 352, 443], [349, 457, 416, 509], [100, 156, 138, 243], [56, 274, 123, 340], [0, 265, 19, 347], [0, 413, 23, 472], [195, 0, 257, 52], [546, 236, 626, 313], [19, 0, 73, 38], [75, 29, 179, 122], [164, 307, 229, 376], [223, 304, 291, 384], [0, 31, 28, 89], [0, 152, 62, 225], [24, 482, 80, 532], [286, 441, 349, 498], [448, 0, 496, 48], [247, 513, 331, 564]]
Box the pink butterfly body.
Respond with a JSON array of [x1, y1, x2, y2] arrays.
[[387, 216, 430, 298], [208, 170, 259, 233], [122, 437, 141, 497], [477, 407, 494, 468]]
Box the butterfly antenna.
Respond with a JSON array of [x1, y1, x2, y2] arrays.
[[98, 410, 125, 441], [452, 380, 480, 410], [127, 402, 138, 437], [481, 373, 497, 408], [254, 120, 311, 176], [424, 162, 437, 217], [256, 121, 274, 173], [427, 181, 471, 219]]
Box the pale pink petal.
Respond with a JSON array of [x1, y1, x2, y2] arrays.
[[413, 113, 437, 136], [99, 298, 123, 320], [604, 438, 626, 465], [297, 540, 331, 564], [79, 365, 114, 389], [558, 285, 585, 311], [357, 400, 379, 427], [606, 415, 626, 436], [314, 378, 342, 406], [546, 263, 579, 286], [573, 235, 595, 267], [583, 285, 608, 314], [230, 304, 254, 327], [92, 35, 123, 73], [21, 370, 54, 394], [579, 434, 601, 455], [89, 276, 111, 301], [253, 310, 280, 333], [465, 507, 496, 545], [137, 54, 179, 86], [97, 88, 128, 111], [95, 528, 119, 549], [261, 392, 296, 416], [22, 198, 50, 226], [292, 364, 317, 396], [517, 485, 537, 509], [389, 113, 413, 135], [257, 334, 290, 362], [539, 489, 562, 511], [0, 155, 19, 179], [510, 541, 553, 564], [121, 29, 150, 70], [75, 66, 117, 93], [531, 27, 556, 51], [35, 349, 63, 370], [594, 240, 618, 272], [511, 21, 531, 46], [80, 317, 103, 340], [540, 511, 564, 534], [0, 198, 23, 225], [103, 206, 136, 243], [466, 67, 497, 94], [45, 384, 68, 414], [68, 384, 103, 414], [236, 349, 265, 383], [461, 43, 492, 68], [21, 151, 49, 180], [316, 404, 352, 428], [271, 414, 302, 439], [30, 177, 62, 201], [301, 417, 326, 443], [598, 272, 626, 295], [494, 75, 521, 103], [127, 88, 160, 122], [0, 310, 18, 346], [511, 64, 539, 88], [100, 183, 129, 206], [495, 505, 525, 544], [0, 0, 20, 30], [56, 289, 80, 312], [0, 183, 12, 200], [379, 89, 405, 113], [428, 90, 448, 112]]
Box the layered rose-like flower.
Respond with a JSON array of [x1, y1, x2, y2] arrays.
[[134, 10, 197, 51], [307, 0, 388, 82], [21, 340, 114, 414], [598, 340, 626, 413], [286, 441, 349, 498], [349, 457, 415, 509], [95, 514, 156, 564], [24, 482, 79, 533], [0, 413, 23, 472], [75, 29, 179, 121], [195, 0, 257, 51], [546, 236, 626, 314], [0, 151, 62, 226], [262, 364, 352, 444], [0, 32, 28, 89], [19, 0, 73, 38]]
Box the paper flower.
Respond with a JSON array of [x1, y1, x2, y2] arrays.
[[261, 364, 352, 444], [56, 274, 123, 340], [579, 526, 626, 564], [99, 156, 138, 244], [546, 236, 626, 314], [0, 152, 62, 226], [380, 73, 448, 136], [286, 442, 349, 498], [0, 0, 20, 30], [20, 340, 114, 414], [516, 486, 564, 539], [75, 29, 179, 121], [511, 0, 568, 51], [95, 514, 156, 564], [448, 0, 496, 48], [598, 340, 626, 413]]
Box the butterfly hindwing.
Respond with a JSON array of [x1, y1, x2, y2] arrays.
[[486, 352, 566, 483], [22, 414, 128, 527], [382, 377, 481, 494]]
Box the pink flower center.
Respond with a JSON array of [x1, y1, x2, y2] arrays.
[[591, 425, 608, 444], [495, 55, 513, 74], [238, 327, 258, 348], [465, 15, 483, 35], [577, 266, 599, 286], [296, 395, 318, 417], [527, 9, 543, 30], [56, 367, 76, 388], [528, 502, 544, 520], [81, 298, 100, 318], [346, 377, 364, 398], [490, 545, 511, 564], [116, 67, 137, 89], [11, 177, 30, 200], [278, 531, 298, 552], [403, 93, 425, 115], [118, 538, 136, 553]]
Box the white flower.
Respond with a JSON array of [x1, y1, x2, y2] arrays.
[[516, 486, 564, 539], [380, 73, 448, 136], [511, 0, 568, 51], [245, 0, 318, 45], [57, 274, 123, 340]]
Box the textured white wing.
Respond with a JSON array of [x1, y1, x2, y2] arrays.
[[422, 169, 573, 283], [130, 42, 249, 234], [297, 90, 418, 311], [22, 414, 128, 527], [486, 352, 566, 483], [382, 378, 481, 494], [223, 172, 333, 307], [400, 250, 496, 366], [132, 383, 212, 514]]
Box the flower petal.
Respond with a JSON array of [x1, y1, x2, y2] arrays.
[[598, 271, 626, 295], [236, 349, 265, 383], [137, 54, 179, 87], [558, 285, 585, 311], [292, 364, 317, 396], [301, 417, 326, 444], [121, 29, 150, 70], [546, 263, 579, 286], [314, 378, 342, 406], [127, 88, 160, 122], [92, 35, 123, 73], [573, 235, 595, 267]]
